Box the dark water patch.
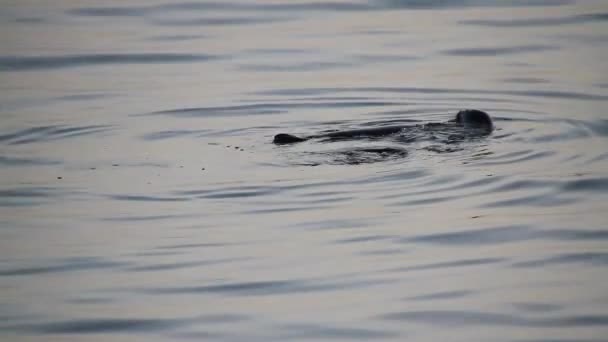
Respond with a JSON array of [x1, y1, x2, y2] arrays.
[[561, 178, 608, 193], [442, 45, 557, 56], [15, 318, 185, 334], [405, 290, 473, 301], [513, 252, 608, 268], [512, 302, 563, 313], [583, 119, 608, 137], [143, 278, 388, 296], [0, 156, 60, 166], [462, 13, 608, 27], [0, 187, 64, 207], [109, 195, 190, 202], [0, 257, 127, 277], [404, 225, 537, 246], [380, 310, 608, 327], [0, 125, 111, 145], [0, 54, 221, 71], [140, 129, 211, 141], [390, 257, 504, 273], [154, 16, 289, 27], [278, 323, 400, 339]]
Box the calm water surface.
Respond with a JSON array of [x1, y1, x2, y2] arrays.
[[1, 0, 608, 341]]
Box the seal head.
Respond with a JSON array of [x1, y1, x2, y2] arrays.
[[455, 109, 494, 132]]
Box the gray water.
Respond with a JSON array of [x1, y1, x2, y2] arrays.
[[1, 1, 608, 341]]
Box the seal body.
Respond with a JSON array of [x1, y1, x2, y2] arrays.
[[273, 109, 493, 144]]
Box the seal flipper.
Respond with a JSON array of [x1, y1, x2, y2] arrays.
[[273, 133, 308, 144]]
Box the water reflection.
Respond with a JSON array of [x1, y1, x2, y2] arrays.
[[2, 0, 608, 341]]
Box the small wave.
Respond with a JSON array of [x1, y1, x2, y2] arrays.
[[0, 125, 111, 145], [0, 54, 221, 71], [514, 252, 608, 268], [442, 45, 558, 56], [149, 101, 401, 118], [461, 13, 608, 27], [277, 323, 400, 339], [142, 277, 388, 296], [405, 290, 473, 301], [380, 310, 608, 327], [256, 86, 608, 102], [389, 257, 504, 273], [153, 16, 289, 27], [15, 318, 184, 334], [0, 257, 126, 277]]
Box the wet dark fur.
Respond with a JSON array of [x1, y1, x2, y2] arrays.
[[273, 109, 493, 144]]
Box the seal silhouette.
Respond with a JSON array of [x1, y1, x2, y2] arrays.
[[273, 109, 493, 144]]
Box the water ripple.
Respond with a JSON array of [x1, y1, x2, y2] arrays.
[[0, 257, 127, 276], [513, 252, 608, 268], [442, 45, 557, 56], [0, 187, 65, 207], [0, 54, 221, 71], [257, 86, 608, 102], [278, 323, 400, 340], [15, 318, 185, 334], [389, 257, 504, 273], [380, 310, 608, 327], [462, 13, 608, 27], [0, 125, 111, 145], [143, 278, 390, 296]]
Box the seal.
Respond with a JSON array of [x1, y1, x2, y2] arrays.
[[273, 109, 493, 144]]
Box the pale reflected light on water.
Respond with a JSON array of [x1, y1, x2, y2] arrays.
[[1, 0, 608, 341]]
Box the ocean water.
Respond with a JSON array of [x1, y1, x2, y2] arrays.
[[1, 0, 608, 341]]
